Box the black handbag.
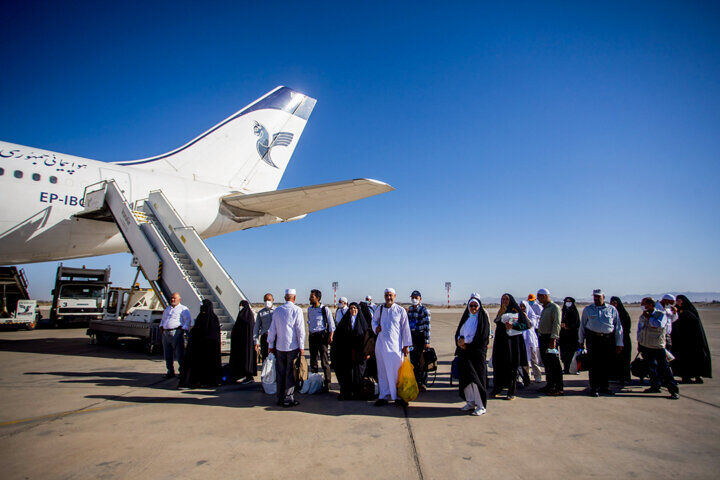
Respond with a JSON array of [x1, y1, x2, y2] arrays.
[[423, 347, 438, 372], [631, 353, 649, 379]]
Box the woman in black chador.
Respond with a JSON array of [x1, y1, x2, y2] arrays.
[[671, 295, 712, 383], [229, 300, 257, 383], [331, 302, 369, 400], [610, 296, 632, 384], [454, 294, 490, 416], [359, 301, 377, 381], [182, 299, 221, 388], [490, 293, 529, 400], [559, 297, 580, 374]]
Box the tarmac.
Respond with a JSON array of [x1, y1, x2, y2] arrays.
[[0, 305, 718, 479]]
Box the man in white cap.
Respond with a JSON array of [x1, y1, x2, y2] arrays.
[[579, 289, 623, 397], [372, 288, 412, 406], [365, 295, 376, 315], [657, 294, 678, 344], [268, 289, 306, 407], [536, 288, 563, 395], [335, 297, 349, 326]]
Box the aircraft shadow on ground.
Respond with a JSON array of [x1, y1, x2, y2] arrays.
[[0, 337, 156, 360], [24, 370, 171, 389]]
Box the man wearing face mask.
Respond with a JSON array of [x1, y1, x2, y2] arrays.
[[253, 293, 275, 363], [335, 297, 349, 326], [579, 289, 623, 397], [638, 297, 679, 399], [407, 290, 431, 391], [657, 294, 678, 347]]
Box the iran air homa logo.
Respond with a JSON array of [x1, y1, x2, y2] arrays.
[[253, 121, 294, 169]]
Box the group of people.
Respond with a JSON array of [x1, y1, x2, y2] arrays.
[[157, 285, 712, 415]]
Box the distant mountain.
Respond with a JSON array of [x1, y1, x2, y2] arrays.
[[426, 292, 720, 306], [618, 292, 720, 304]]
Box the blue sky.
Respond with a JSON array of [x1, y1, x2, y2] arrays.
[[2, 1, 719, 303]]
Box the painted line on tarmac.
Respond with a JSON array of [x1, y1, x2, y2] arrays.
[[402, 405, 424, 480], [679, 393, 720, 409]]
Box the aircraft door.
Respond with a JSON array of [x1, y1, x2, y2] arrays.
[[99, 168, 133, 202]]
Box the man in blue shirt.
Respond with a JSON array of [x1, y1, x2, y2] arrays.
[[307, 289, 335, 392], [579, 289, 623, 397], [407, 290, 431, 391]]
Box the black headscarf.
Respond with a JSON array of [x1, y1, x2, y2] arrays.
[[495, 293, 530, 329], [332, 302, 369, 366], [359, 301, 374, 327], [196, 299, 220, 341], [676, 295, 699, 319], [229, 299, 257, 379], [672, 294, 712, 379], [454, 297, 490, 353], [610, 296, 631, 338]]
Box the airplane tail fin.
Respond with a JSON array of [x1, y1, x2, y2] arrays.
[[116, 86, 316, 193]]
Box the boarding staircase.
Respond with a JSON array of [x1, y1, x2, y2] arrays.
[[74, 180, 246, 329], [0, 266, 30, 317]]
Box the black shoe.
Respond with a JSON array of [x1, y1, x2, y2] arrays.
[[276, 399, 284, 406], [545, 389, 564, 396], [374, 399, 389, 407], [695, 377, 704, 384], [680, 377, 693, 384], [669, 392, 679, 400], [283, 400, 300, 408], [599, 388, 615, 396], [394, 399, 408, 407], [163, 372, 176, 379], [589, 389, 599, 397], [643, 387, 662, 393]]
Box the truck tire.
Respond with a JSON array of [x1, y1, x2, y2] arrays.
[[25, 323, 35, 331]]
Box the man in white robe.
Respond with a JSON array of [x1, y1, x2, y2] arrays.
[[372, 288, 412, 406]]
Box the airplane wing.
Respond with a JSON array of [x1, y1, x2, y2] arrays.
[[220, 178, 394, 222]]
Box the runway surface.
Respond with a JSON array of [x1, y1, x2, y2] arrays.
[[0, 305, 718, 479]]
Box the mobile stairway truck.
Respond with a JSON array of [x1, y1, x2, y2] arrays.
[[76, 180, 244, 354]]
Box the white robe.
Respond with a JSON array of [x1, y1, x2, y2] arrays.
[[372, 303, 412, 400]]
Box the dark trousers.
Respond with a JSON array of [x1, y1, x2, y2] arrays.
[[410, 331, 428, 387], [586, 331, 614, 391], [336, 359, 366, 398], [258, 333, 269, 364], [309, 332, 331, 386], [640, 346, 679, 394], [162, 329, 185, 374], [275, 349, 300, 404], [539, 334, 564, 392]]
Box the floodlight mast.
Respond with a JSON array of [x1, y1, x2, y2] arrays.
[[445, 282, 451, 308], [332, 282, 339, 307]]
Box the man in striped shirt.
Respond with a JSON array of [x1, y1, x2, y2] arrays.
[[407, 290, 431, 391]]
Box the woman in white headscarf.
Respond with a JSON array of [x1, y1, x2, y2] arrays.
[[454, 294, 490, 416]]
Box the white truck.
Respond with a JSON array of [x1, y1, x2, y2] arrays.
[[50, 264, 111, 327], [0, 299, 39, 330]]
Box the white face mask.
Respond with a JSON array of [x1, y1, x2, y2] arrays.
[[265, 301, 273, 309], [565, 302, 573, 308], [411, 298, 420, 306]]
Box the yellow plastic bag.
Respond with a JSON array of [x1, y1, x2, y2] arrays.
[[396, 355, 419, 403]]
